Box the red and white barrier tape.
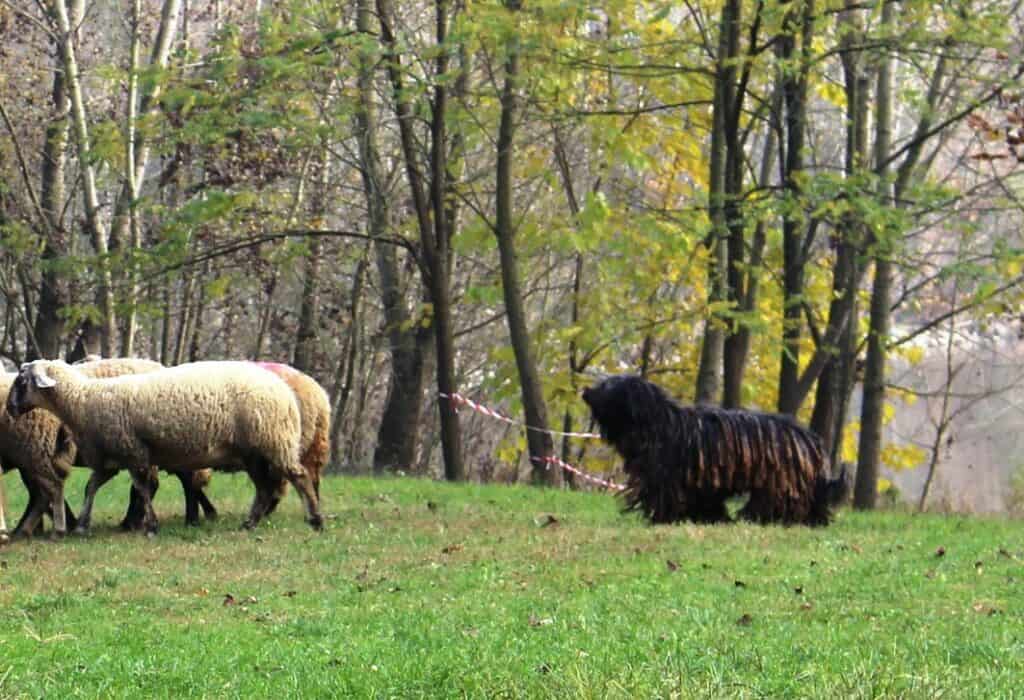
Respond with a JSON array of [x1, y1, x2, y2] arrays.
[[532, 455, 625, 492], [439, 392, 623, 491], [440, 393, 601, 439]]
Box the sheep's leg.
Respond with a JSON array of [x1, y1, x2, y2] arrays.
[[172, 472, 201, 526], [14, 501, 44, 539], [284, 470, 323, 531], [12, 471, 43, 537], [261, 478, 288, 518], [121, 474, 159, 531], [127, 468, 159, 536], [12, 487, 39, 537], [241, 469, 275, 529], [76, 467, 119, 534], [49, 480, 67, 538], [195, 489, 218, 521], [0, 476, 8, 541], [61, 500, 78, 532]]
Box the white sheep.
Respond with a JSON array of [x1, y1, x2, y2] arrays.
[[6, 360, 322, 533], [0, 358, 220, 538], [253, 362, 331, 508], [123, 361, 331, 529], [71, 357, 218, 531]]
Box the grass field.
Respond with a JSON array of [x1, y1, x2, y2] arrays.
[[0, 471, 1021, 698]]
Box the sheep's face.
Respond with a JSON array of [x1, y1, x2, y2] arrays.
[[5, 362, 57, 418]]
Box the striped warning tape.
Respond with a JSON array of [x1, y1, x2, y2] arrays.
[[439, 392, 623, 491], [532, 455, 625, 492], [440, 392, 602, 439]]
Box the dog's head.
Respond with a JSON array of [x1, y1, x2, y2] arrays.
[[581, 374, 672, 443]]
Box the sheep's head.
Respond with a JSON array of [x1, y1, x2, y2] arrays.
[[6, 361, 58, 418]]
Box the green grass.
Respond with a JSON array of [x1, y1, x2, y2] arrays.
[[0, 471, 1022, 698]]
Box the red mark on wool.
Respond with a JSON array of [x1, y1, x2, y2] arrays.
[[253, 361, 296, 376]]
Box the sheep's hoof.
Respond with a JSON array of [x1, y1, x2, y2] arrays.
[[0, 532, 9, 546], [240, 520, 256, 530], [308, 515, 324, 531], [50, 530, 66, 541], [73, 526, 90, 537], [145, 529, 157, 539]]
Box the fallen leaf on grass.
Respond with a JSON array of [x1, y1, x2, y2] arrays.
[[23, 625, 73, 644], [734, 580, 746, 588], [283, 590, 297, 598], [426, 501, 438, 512], [800, 602, 813, 611], [536, 663, 552, 674], [972, 602, 1001, 616], [536, 514, 560, 528], [529, 615, 554, 628], [936, 546, 946, 558], [666, 560, 679, 572], [736, 614, 753, 626], [441, 543, 463, 555], [794, 586, 804, 595], [223, 594, 236, 606]]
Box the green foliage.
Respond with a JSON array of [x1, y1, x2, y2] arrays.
[[1, 473, 1023, 697]]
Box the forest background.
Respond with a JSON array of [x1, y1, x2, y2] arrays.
[[2, 0, 1024, 513]]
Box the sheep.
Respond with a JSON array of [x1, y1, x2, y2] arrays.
[[124, 361, 331, 530], [71, 357, 218, 530], [0, 357, 220, 538], [254, 362, 331, 497], [6, 359, 322, 534], [0, 371, 77, 537]]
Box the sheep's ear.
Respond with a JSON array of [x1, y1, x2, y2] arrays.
[[31, 365, 57, 389]]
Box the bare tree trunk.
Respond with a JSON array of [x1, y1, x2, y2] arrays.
[[856, 8, 947, 508], [31, 20, 74, 361], [776, 0, 814, 415], [293, 148, 328, 374], [252, 271, 277, 361], [377, 0, 464, 480], [723, 87, 777, 408], [694, 0, 734, 406], [811, 2, 869, 451], [718, 0, 747, 409], [854, 0, 895, 510], [53, 0, 116, 355], [160, 285, 173, 365], [354, 0, 429, 473], [919, 304, 961, 512], [187, 261, 209, 362], [330, 255, 368, 468], [494, 0, 557, 485]]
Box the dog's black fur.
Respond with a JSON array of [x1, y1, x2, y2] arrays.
[[582, 375, 849, 526]]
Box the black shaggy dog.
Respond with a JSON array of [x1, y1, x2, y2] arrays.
[[582, 375, 849, 526]]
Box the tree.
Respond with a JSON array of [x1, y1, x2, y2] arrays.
[[493, 0, 557, 485]]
